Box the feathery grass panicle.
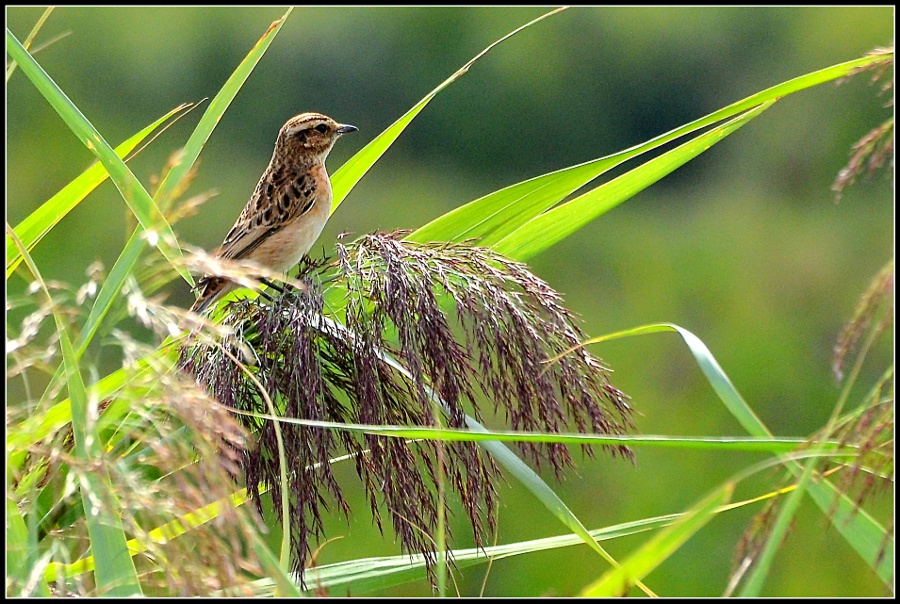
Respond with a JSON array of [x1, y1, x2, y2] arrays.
[[832, 47, 894, 200], [181, 232, 633, 581], [7, 284, 267, 596]]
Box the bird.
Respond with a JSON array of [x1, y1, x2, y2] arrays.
[[190, 112, 357, 314]]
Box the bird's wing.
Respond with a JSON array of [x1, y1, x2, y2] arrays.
[[216, 169, 317, 261]]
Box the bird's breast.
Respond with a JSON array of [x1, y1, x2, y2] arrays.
[[251, 164, 332, 273]]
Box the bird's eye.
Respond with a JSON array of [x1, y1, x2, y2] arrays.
[[315, 124, 329, 134]]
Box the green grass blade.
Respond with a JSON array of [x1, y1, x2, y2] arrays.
[[32, 10, 293, 405], [5, 6, 54, 81], [575, 322, 894, 587], [330, 7, 567, 212], [407, 154, 628, 247], [408, 54, 891, 248], [300, 514, 681, 594], [32, 227, 145, 411], [227, 410, 814, 454], [580, 484, 733, 597], [6, 28, 185, 277], [7, 226, 142, 596], [806, 480, 894, 585], [6, 105, 188, 279], [6, 349, 139, 460], [493, 102, 773, 261], [286, 484, 779, 595], [152, 8, 292, 217], [6, 491, 52, 596], [738, 457, 816, 596], [573, 323, 771, 437]]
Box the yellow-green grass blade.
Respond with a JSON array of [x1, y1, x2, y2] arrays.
[[806, 479, 893, 586], [5, 6, 54, 81], [6, 28, 185, 280], [153, 8, 292, 219], [738, 455, 818, 596], [46, 456, 806, 589], [7, 490, 52, 597], [299, 515, 680, 594], [575, 322, 894, 587], [7, 226, 142, 596], [43, 487, 251, 582], [493, 102, 773, 261], [568, 323, 770, 438], [330, 7, 567, 213], [580, 484, 732, 597], [6, 105, 188, 279], [740, 312, 895, 595], [250, 483, 786, 594], [28, 10, 292, 407], [222, 411, 816, 454], [7, 334, 175, 468], [408, 52, 892, 248], [32, 227, 145, 412]]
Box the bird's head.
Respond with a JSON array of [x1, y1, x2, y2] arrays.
[[276, 112, 358, 164]]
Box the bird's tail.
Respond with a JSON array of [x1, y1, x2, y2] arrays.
[[190, 276, 232, 314]]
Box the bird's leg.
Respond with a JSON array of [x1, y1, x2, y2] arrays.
[[257, 287, 277, 303], [260, 278, 285, 296]]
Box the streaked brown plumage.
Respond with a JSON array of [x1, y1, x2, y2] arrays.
[[191, 112, 357, 313]]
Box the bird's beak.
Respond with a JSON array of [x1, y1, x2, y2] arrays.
[[336, 124, 358, 135]]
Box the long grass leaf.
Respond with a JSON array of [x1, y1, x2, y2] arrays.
[[408, 54, 891, 247], [493, 102, 773, 261], [571, 322, 894, 586], [330, 7, 567, 212], [6, 28, 185, 276], [7, 226, 142, 596], [6, 105, 188, 279], [563, 323, 770, 437], [251, 482, 786, 594], [580, 484, 733, 596], [223, 410, 815, 453], [152, 8, 292, 216], [5, 6, 54, 81]]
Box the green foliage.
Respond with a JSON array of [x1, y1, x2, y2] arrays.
[[6, 7, 893, 597]]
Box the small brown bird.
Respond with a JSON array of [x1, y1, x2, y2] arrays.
[[191, 112, 357, 313]]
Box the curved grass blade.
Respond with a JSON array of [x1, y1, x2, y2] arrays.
[[557, 323, 770, 437], [7, 226, 142, 596], [562, 322, 894, 587], [6, 104, 190, 279], [300, 515, 676, 595], [408, 52, 892, 248], [153, 8, 292, 217], [494, 102, 774, 261], [740, 311, 895, 595], [330, 7, 567, 212], [6, 28, 185, 278], [581, 484, 733, 597]]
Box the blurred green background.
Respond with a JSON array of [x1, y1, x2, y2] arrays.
[[7, 6, 893, 597]]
